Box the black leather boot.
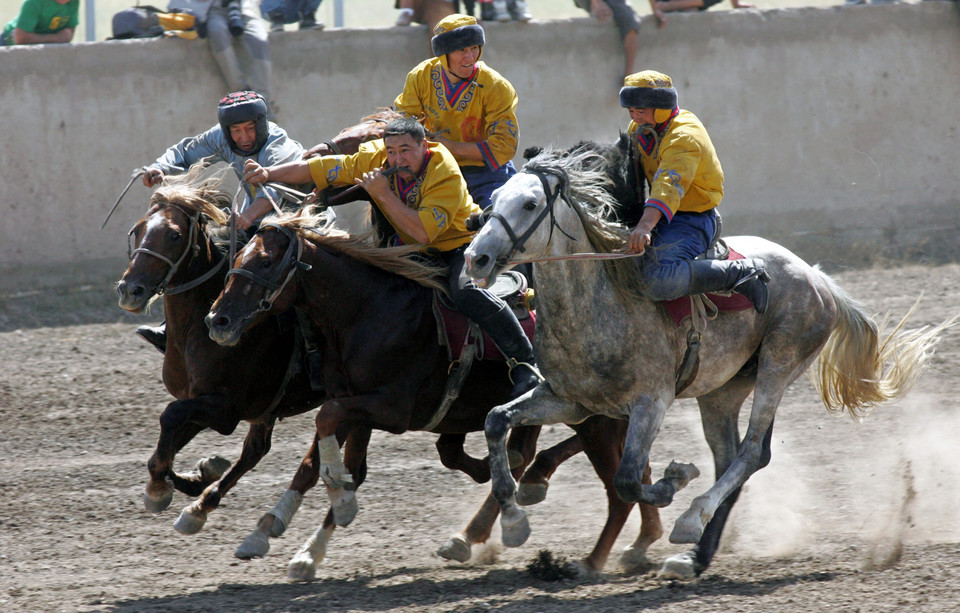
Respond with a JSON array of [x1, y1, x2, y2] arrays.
[[136, 322, 166, 354], [477, 305, 542, 399], [687, 258, 770, 315]]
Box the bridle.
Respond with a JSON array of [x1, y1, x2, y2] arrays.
[[223, 222, 312, 322], [481, 168, 641, 270], [482, 167, 576, 269], [127, 202, 226, 296]]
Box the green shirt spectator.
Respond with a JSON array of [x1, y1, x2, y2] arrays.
[[1, 0, 79, 46]]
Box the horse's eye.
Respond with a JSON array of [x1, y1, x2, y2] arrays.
[[168, 231, 182, 242], [522, 200, 538, 211], [261, 259, 273, 270]]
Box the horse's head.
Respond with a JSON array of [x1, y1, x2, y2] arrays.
[[206, 221, 306, 346], [328, 109, 405, 155], [464, 168, 567, 288]]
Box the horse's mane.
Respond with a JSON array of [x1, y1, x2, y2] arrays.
[[523, 145, 647, 300], [149, 165, 232, 227], [266, 211, 448, 293], [360, 107, 405, 125]]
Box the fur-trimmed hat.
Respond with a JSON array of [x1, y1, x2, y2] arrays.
[[619, 71, 678, 110], [431, 14, 485, 58]]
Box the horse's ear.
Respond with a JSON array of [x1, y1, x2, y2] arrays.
[[523, 146, 543, 160]]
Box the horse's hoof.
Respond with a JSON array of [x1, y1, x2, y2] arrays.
[[564, 559, 597, 579], [670, 504, 707, 544], [500, 507, 531, 548], [507, 449, 524, 469], [197, 456, 232, 482], [658, 551, 698, 580], [437, 534, 471, 562], [235, 530, 270, 559], [620, 545, 656, 574], [663, 460, 700, 490], [516, 481, 548, 506], [173, 506, 207, 535], [332, 491, 358, 527], [287, 555, 317, 582], [144, 487, 174, 513]]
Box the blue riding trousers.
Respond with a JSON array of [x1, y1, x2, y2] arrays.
[[461, 161, 517, 210], [639, 209, 718, 301]]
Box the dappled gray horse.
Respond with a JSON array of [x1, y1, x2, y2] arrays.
[[463, 146, 953, 579]]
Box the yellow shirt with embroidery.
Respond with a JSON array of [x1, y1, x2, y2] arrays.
[[394, 58, 519, 171], [308, 140, 481, 252], [628, 109, 723, 222]]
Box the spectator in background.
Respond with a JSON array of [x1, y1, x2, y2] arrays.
[[393, 13, 519, 209], [575, 0, 639, 79], [650, 0, 755, 28], [1, 0, 79, 46], [477, 0, 532, 21], [262, 0, 324, 32], [169, 0, 275, 112], [395, 0, 455, 30]]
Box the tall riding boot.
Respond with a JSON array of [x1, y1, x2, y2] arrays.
[[136, 321, 166, 354], [476, 305, 542, 399], [687, 258, 771, 314]]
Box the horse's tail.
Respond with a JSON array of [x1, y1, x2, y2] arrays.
[[812, 272, 956, 418]]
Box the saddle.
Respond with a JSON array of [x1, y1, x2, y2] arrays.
[[420, 271, 535, 432], [660, 245, 754, 326], [432, 271, 536, 362]]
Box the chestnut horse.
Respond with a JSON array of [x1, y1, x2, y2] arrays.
[[205, 215, 663, 580]]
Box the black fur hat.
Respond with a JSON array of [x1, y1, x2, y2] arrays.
[[431, 14, 485, 57], [618, 71, 678, 110]]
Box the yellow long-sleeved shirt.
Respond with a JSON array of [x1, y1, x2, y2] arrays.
[[628, 109, 724, 222], [394, 58, 519, 171], [307, 140, 481, 252]]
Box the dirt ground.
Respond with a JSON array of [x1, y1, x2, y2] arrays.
[[2, 264, 960, 612]]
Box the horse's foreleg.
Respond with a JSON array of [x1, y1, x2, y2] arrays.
[[286, 428, 369, 580], [235, 432, 322, 559], [145, 401, 208, 512], [175, 420, 276, 535], [485, 385, 586, 548], [616, 396, 699, 508]]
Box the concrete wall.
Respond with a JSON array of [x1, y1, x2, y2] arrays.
[[2, 2, 959, 291]]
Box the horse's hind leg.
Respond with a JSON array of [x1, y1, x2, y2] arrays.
[[516, 432, 583, 506], [437, 426, 541, 562], [174, 420, 276, 535], [436, 432, 490, 483], [661, 377, 761, 579], [572, 416, 661, 577]]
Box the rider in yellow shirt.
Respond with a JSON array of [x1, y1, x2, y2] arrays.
[[394, 14, 519, 209], [622, 70, 769, 313], [243, 117, 541, 398]]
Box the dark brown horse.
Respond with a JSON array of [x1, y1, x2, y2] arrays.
[[116, 170, 326, 535], [205, 214, 662, 580]]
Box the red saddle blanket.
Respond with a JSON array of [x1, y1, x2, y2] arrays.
[[435, 301, 536, 361], [661, 248, 754, 325]]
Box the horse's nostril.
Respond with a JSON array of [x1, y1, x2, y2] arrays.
[[475, 254, 490, 269], [131, 285, 145, 297]]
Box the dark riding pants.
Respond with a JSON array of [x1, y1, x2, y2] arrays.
[[640, 209, 718, 301]]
